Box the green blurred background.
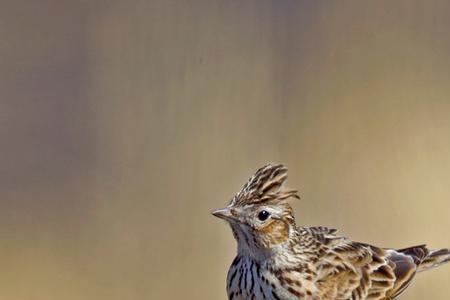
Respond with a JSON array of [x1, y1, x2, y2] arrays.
[[1, 1, 450, 299]]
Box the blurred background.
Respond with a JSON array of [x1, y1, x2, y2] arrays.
[[1, 0, 450, 299]]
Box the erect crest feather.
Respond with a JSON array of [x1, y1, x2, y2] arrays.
[[230, 164, 300, 206]]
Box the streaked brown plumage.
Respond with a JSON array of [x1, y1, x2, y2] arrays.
[[212, 164, 450, 300]]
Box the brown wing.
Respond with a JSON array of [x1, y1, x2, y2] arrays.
[[383, 247, 422, 299], [315, 238, 397, 300], [315, 239, 439, 300], [308, 226, 449, 300]]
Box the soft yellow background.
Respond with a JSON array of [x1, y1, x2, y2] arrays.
[[1, 1, 450, 299]]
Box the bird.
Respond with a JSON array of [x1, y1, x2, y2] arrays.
[[212, 164, 450, 300]]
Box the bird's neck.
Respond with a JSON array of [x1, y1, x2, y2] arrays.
[[236, 226, 315, 265]]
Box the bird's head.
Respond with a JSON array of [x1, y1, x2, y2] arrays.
[[212, 164, 299, 255]]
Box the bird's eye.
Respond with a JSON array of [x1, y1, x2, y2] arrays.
[[257, 210, 270, 221]]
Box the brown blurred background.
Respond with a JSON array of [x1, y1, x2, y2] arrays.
[[1, 1, 450, 299]]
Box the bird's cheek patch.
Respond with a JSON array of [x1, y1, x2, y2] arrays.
[[258, 219, 290, 246]]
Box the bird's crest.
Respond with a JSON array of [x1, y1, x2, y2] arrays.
[[230, 164, 299, 206]]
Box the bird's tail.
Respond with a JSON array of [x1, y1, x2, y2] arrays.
[[397, 245, 450, 272], [417, 248, 450, 272], [385, 245, 450, 299]]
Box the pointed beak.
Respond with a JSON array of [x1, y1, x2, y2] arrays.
[[211, 207, 237, 222]]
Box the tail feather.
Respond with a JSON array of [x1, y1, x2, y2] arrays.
[[384, 245, 449, 298], [396, 245, 429, 265], [418, 248, 450, 272]]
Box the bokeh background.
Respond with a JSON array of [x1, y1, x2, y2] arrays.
[[1, 0, 450, 299]]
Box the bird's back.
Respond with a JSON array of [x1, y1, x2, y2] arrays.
[[305, 226, 450, 300], [226, 226, 450, 300]]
